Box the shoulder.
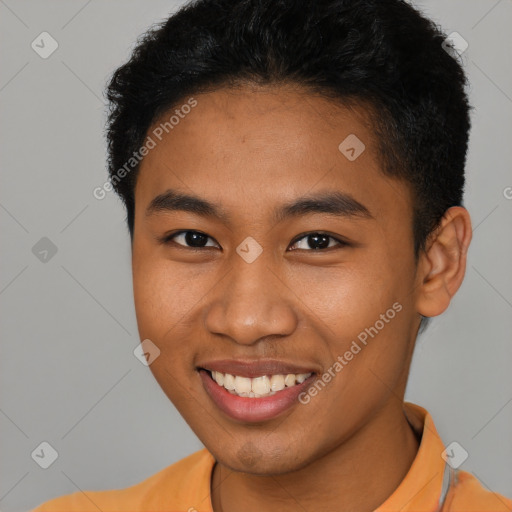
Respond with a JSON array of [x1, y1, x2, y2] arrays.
[[446, 469, 512, 512], [30, 448, 215, 512]]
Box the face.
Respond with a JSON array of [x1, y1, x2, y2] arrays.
[[132, 84, 422, 474]]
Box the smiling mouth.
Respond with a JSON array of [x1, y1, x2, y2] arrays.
[[203, 369, 313, 398]]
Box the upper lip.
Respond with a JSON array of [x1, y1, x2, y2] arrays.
[[197, 359, 318, 378]]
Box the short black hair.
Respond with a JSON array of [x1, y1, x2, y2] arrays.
[[105, 0, 471, 256]]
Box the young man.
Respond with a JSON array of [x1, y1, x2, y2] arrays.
[[33, 0, 511, 510]]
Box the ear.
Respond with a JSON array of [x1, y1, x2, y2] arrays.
[[415, 206, 472, 318]]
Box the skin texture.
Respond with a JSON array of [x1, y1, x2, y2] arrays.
[[132, 84, 472, 512]]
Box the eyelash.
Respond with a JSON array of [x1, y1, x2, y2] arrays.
[[159, 230, 349, 252]]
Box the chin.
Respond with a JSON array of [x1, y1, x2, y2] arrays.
[[208, 438, 315, 476]]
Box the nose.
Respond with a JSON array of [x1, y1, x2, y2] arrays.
[[204, 250, 298, 346]]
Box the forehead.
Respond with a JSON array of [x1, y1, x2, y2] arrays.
[[136, 85, 412, 226]]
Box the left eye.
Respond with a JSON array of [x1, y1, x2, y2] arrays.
[[288, 232, 347, 251]]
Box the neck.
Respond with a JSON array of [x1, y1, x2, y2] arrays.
[[211, 401, 420, 512]]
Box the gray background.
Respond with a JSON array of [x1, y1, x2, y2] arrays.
[[0, 1, 511, 511]]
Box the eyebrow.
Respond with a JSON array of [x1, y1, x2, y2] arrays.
[[145, 188, 373, 224]]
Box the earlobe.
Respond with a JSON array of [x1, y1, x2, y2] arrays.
[[415, 206, 472, 318]]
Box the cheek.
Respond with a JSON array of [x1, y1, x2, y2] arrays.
[[300, 257, 413, 389], [296, 259, 397, 333], [132, 252, 201, 403], [132, 245, 193, 342]]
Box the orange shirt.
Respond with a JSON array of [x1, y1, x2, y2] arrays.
[[31, 403, 511, 512]]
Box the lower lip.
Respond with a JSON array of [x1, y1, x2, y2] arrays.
[[199, 369, 315, 423]]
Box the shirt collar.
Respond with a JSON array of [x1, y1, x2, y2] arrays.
[[375, 402, 448, 512]]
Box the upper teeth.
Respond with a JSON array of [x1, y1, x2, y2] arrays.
[[210, 371, 312, 398]]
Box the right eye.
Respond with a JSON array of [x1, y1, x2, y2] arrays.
[[160, 230, 220, 250]]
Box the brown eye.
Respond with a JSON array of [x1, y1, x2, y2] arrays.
[[163, 231, 219, 249], [289, 232, 348, 251]]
